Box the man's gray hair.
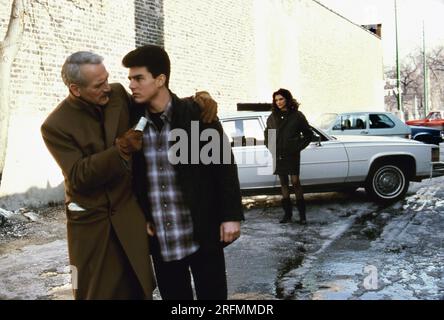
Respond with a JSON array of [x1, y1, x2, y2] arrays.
[[61, 51, 104, 87]]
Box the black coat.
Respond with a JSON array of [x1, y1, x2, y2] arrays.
[[264, 109, 313, 175], [130, 93, 244, 251]]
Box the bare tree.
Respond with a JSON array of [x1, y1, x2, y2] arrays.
[[385, 47, 444, 118], [0, 0, 26, 183]]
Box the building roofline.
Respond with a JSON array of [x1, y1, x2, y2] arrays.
[[311, 0, 382, 40]]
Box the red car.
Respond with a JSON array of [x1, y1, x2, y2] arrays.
[[406, 110, 444, 130]]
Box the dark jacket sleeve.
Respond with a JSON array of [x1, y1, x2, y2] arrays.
[[203, 119, 244, 222], [182, 98, 244, 222], [285, 111, 313, 154], [297, 111, 313, 151]]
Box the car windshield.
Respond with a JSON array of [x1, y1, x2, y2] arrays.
[[315, 113, 338, 130], [426, 112, 442, 120]]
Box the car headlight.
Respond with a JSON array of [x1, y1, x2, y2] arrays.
[[440, 131, 444, 139]]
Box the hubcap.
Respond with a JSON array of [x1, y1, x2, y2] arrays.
[[373, 166, 404, 198]]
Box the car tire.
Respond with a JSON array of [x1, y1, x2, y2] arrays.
[[365, 163, 409, 204]]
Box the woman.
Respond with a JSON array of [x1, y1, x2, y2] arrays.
[[265, 89, 313, 224]]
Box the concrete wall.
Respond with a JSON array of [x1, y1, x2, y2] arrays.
[[162, 0, 384, 121], [297, 1, 384, 121], [0, 0, 383, 209]]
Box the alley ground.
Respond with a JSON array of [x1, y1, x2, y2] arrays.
[[0, 176, 443, 300]]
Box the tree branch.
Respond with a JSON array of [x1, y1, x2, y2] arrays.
[[1, 0, 26, 63]]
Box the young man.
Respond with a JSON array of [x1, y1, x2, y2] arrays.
[[41, 51, 218, 299], [122, 45, 244, 300]]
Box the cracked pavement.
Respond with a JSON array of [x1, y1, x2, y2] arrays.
[[0, 176, 443, 300]]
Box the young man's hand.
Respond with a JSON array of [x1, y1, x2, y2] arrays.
[[220, 221, 241, 243], [195, 91, 218, 123]]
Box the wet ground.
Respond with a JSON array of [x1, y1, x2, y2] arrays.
[[0, 176, 443, 300]]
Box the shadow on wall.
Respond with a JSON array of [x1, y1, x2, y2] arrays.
[[0, 181, 64, 211], [134, 0, 164, 47]]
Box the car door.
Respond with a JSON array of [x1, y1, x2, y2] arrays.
[[220, 116, 277, 189], [368, 113, 410, 137], [300, 128, 349, 185]]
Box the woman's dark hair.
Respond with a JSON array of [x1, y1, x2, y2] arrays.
[[271, 88, 300, 112]]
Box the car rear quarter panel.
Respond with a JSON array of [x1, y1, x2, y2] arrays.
[[343, 142, 432, 182]]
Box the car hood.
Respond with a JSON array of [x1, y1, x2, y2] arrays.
[[406, 120, 427, 125], [410, 125, 440, 132], [332, 135, 421, 144]]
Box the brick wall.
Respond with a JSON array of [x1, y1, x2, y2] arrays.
[[1, 0, 137, 116], [135, 0, 164, 47], [163, 0, 257, 111], [0, 0, 139, 206]]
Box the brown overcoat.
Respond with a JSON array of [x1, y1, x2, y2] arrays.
[[41, 83, 155, 299]]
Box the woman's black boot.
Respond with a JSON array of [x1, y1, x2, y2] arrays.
[[280, 198, 293, 223], [296, 199, 307, 225]]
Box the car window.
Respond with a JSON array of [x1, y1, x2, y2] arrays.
[[427, 112, 442, 120], [332, 115, 367, 130], [221, 118, 264, 146], [310, 127, 329, 142], [369, 114, 395, 129], [316, 113, 338, 130]]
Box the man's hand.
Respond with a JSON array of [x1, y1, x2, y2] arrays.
[[115, 129, 143, 160], [220, 221, 241, 243], [195, 91, 218, 123], [146, 222, 156, 236]]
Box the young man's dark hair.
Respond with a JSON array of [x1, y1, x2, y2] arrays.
[[122, 45, 171, 87]]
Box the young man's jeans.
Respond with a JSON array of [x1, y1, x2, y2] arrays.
[[151, 239, 227, 300]]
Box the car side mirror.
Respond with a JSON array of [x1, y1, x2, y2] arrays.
[[316, 135, 322, 147]]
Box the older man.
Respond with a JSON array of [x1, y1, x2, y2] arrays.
[[41, 51, 217, 299]]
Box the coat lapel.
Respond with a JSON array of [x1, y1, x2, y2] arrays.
[[103, 98, 122, 148]]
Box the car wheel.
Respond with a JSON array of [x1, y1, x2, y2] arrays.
[[365, 163, 409, 203]]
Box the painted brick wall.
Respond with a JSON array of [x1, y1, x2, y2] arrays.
[[0, 0, 138, 116], [135, 0, 164, 47], [0, 0, 139, 206], [163, 0, 257, 111]]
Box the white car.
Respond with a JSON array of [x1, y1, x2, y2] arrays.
[[220, 112, 438, 203], [315, 111, 411, 138], [316, 111, 444, 145]]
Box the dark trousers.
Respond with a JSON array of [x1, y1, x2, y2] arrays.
[[151, 240, 227, 300]]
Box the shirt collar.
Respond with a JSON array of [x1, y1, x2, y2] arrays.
[[145, 99, 173, 123]]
